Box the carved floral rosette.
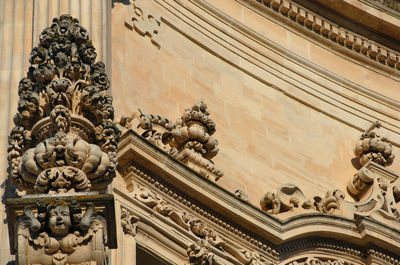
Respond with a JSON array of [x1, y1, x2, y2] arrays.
[[8, 15, 120, 194], [16, 199, 107, 265]]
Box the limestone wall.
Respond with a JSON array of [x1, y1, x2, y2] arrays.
[[111, 0, 400, 205], [1, 0, 400, 262]]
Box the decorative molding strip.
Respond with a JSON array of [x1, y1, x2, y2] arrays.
[[248, 0, 400, 72], [277, 237, 363, 260], [122, 162, 277, 260], [367, 245, 400, 265], [125, 0, 161, 48], [121, 207, 140, 237], [364, 0, 400, 12], [157, 0, 400, 151], [117, 129, 400, 254]]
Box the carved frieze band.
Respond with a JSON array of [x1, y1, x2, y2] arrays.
[[125, 0, 161, 48], [285, 257, 351, 265], [252, 0, 400, 72], [119, 163, 277, 264], [118, 155, 400, 264]]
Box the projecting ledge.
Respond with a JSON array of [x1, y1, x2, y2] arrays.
[[116, 129, 400, 254]]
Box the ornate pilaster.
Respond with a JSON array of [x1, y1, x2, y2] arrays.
[[120, 208, 139, 265], [6, 15, 119, 265]]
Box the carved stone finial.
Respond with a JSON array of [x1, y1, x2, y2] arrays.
[[8, 14, 120, 194], [118, 100, 223, 181], [172, 100, 218, 160], [354, 121, 394, 167]]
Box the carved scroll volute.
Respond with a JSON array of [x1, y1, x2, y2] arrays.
[[347, 167, 375, 200], [8, 15, 120, 195]]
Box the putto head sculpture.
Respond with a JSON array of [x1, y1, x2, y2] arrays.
[[17, 200, 107, 265], [8, 15, 120, 194]]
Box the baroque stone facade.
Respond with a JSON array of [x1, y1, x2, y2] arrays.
[[2, 0, 400, 265]]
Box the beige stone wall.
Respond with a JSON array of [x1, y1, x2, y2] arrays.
[[1, 0, 400, 262], [111, 0, 400, 206]]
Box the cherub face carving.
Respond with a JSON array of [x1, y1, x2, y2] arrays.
[[48, 205, 72, 236]]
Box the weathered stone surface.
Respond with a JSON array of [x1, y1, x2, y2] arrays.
[[15, 200, 107, 265], [8, 15, 120, 195], [118, 100, 223, 181]]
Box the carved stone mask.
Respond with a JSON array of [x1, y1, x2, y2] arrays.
[[48, 205, 72, 236]]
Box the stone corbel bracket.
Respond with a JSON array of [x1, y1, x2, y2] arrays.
[[6, 193, 117, 255]]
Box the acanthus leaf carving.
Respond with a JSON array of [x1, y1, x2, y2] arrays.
[[118, 100, 223, 182], [120, 207, 140, 237], [8, 15, 120, 195], [134, 185, 274, 265]]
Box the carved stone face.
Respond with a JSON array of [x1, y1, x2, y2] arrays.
[[48, 205, 72, 236]]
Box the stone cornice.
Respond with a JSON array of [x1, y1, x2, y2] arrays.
[[156, 0, 400, 149], [292, 0, 400, 50], [116, 130, 400, 257], [238, 0, 400, 73]]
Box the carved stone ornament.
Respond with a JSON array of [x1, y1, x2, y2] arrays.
[[8, 15, 120, 195], [16, 200, 107, 265], [354, 121, 394, 167], [133, 185, 274, 265], [285, 257, 351, 265], [260, 161, 400, 229], [118, 100, 223, 181], [120, 207, 139, 237], [125, 0, 161, 48]]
